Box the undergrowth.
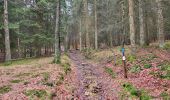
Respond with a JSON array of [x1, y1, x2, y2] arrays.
[[10, 79, 23, 83], [82, 48, 95, 59], [163, 42, 170, 50], [130, 65, 141, 73], [0, 85, 12, 94], [120, 83, 151, 100], [157, 62, 170, 79], [24, 89, 51, 100], [104, 67, 116, 78], [0, 58, 39, 67]]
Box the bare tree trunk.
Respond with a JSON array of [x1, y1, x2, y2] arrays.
[[84, 0, 90, 48], [94, 0, 98, 49], [17, 38, 21, 58], [139, 0, 146, 46], [156, 0, 164, 48], [4, 0, 11, 61], [121, 1, 125, 46], [65, 29, 69, 52], [79, 18, 82, 51], [109, 32, 113, 47], [128, 0, 136, 54], [54, 0, 61, 63]]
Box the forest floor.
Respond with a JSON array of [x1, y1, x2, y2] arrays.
[[0, 45, 170, 100]]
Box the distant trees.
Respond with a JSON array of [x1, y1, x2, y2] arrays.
[[4, 0, 11, 61]]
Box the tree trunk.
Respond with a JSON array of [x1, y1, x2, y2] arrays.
[[121, 1, 125, 46], [79, 18, 82, 51], [17, 38, 21, 58], [54, 0, 61, 63], [156, 0, 164, 48], [94, 0, 98, 49], [84, 0, 90, 48], [109, 32, 113, 47], [4, 0, 11, 61], [139, 0, 146, 46], [128, 0, 136, 54]]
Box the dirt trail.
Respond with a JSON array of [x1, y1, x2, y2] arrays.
[[69, 50, 119, 100]]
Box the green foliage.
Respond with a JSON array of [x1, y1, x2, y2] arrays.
[[53, 55, 61, 64], [159, 63, 170, 71], [0, 58, 39, 67], [158, 63, 170, 79], [163, 42, 170, 50], [144, 64, 152, 69], [24, 89, 49, 99], [9, 23, 19, 29], [3, 61, 12, 66], [130, 65, 141, 73], [160, 92, 170, 100], [104, 67, 116, 78], [160, 72, 170, 80], [123, 83, 139, 97], [149, 71, 162, 78], [122, 83, 151, 100], [10, 79, 23, 83], [0, 85, 12, 94], [127, 55, 136, 63], [61, 54, 71, 74], [117, 58, 122, 65], [61, 63, 71, 75]]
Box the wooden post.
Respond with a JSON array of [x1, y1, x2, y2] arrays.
[[122, 44, 128, 78]]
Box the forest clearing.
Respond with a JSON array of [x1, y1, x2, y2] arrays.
[[1, 0, 170, 100]]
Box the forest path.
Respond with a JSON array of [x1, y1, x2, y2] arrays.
[[69, 50, 119, 100]]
